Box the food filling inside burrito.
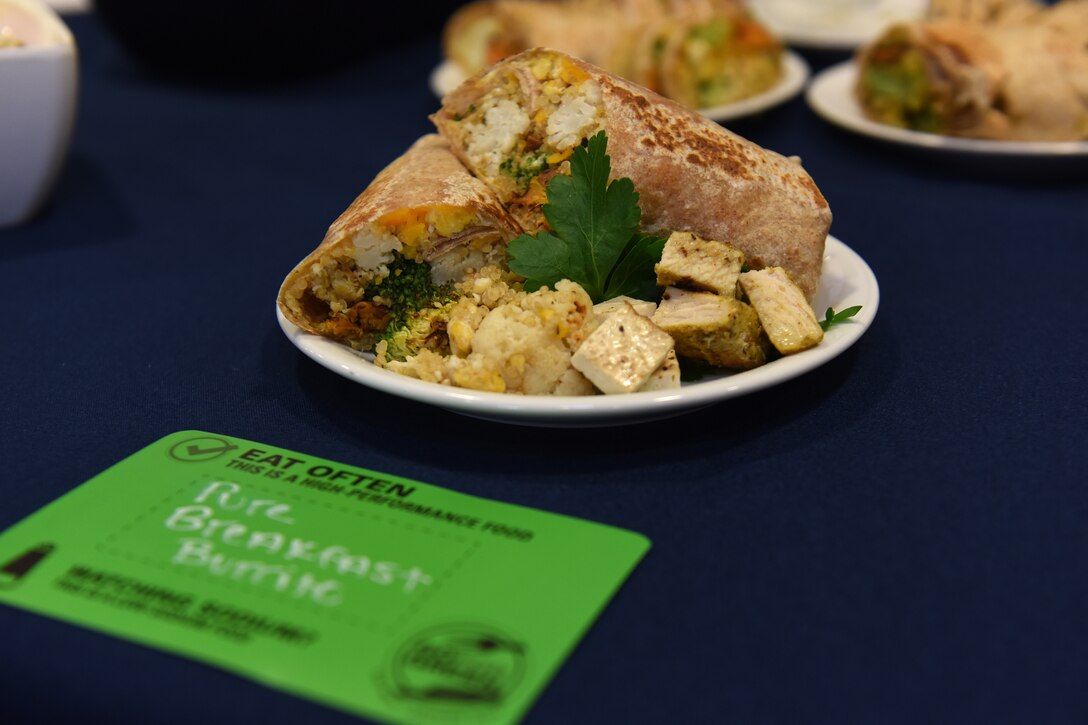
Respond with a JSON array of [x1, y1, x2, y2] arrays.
[[857, 24, 1001, 135], [450, 54, 605, 226], [285, 204, 510, 356], [660, 16, 782, 109], [858, 27, 944, 132]]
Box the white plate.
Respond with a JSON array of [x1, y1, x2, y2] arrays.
[[807, 61, 1088, 157], [429, 52, 810, 123], [277, 236, 879, 428], [748, 0, 928, 50]]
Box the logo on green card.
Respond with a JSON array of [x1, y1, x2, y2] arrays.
[[384, 623, 527, 710], [168, 436, 239, 463], [0, 543, 55, 589]]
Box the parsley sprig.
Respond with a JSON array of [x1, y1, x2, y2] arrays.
[[820, 305, 862, 331], [506, 131, 666, 303]]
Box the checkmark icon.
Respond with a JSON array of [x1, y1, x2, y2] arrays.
[[169, 436, 238, 462], [187, 442, 235, 457]]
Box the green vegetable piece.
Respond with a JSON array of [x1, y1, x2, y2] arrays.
[[688, 18, 730, 46], [651, 35, 667, 60], [508, 230, 573, 293], [369, 256, 455, 336], [604, 233, 667, 302], [507, 131, 662, 303], [820, 305, 863, 331]]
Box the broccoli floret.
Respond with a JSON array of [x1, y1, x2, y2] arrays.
[[380, 304, 457, 362], [368, 256, 457, 360], [499, 152, 548, 193]]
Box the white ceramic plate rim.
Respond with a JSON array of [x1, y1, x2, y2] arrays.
[[278, 235, 879, 426], [429, 52, 809, 123], [807, 61, 1088, 157], [748, 0, 927, 50]]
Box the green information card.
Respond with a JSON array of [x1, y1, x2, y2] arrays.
[[0, 431, 649, 724]]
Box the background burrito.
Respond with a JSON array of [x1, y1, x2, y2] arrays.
[[856, 3, 1088, 141], [277, 134, 522, 351], [432, 47, 831, 298], [443, 0, 783, 110]]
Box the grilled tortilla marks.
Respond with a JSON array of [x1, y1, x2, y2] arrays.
[[433, 48, 832, 298]]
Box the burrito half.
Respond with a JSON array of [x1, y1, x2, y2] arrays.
[[277, 134, 522, 352], [856, 14, 1088, 141], [442, 0, 783, 111], [431, 47, 831, 298]]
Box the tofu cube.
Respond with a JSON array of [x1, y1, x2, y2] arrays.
[[655, 231, 745, 297], [593, 295, 657, 319], [639, 349, 681, 392], [739, 267, 824, 354], [652, 287, 769, 370], [572, 303, 674, 394]]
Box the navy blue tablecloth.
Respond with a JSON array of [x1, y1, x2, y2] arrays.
[[2, 12, 1087, 725]]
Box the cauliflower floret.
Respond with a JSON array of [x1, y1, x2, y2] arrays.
[[465, 98, 531, 176], [352, 226, 402, 276], [378, 277, 599, 395], [382, 348, 451, 385], [469, 280, 593, 394], [545, 81, 603, 150]]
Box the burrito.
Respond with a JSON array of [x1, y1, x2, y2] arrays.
[[444, 0, 634, 78], [926, 0, 1045, 25], [431, 47, 831, 298], [442, 0, 783, 111], [640, 1, 784, 109], [856, 10, 1088, 141], [277, 134, 522, 352]]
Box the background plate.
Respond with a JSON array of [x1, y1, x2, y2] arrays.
[[748, 0, 928, 50], [807, 62, 1088, 158], [278, 235, 879, 428]]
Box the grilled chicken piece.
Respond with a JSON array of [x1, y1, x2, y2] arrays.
[[655, 231, 745, 297], [739, 267, 823, 354], [572, 302, 674, 394], [652, 286, 769, 369]]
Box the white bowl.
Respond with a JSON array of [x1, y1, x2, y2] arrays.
[[0, 0, 77, 227]]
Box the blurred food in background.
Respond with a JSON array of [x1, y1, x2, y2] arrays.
[[748, 0, 930, 48], [926, 0, 1046, 24], [443, 0, 784, 109], [746, 0, 931, 51], [0, 0, 78, 227], [0, 23, 24, 47], [854, 0, 1088, 140]]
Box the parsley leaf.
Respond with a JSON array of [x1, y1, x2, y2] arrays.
[[820, 305, 862, 331], [507, 131, 665, 303], [605, 233, 667, 301]]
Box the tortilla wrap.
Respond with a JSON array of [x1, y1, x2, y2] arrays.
[[277, 134, 522, 348], [856, 15, 1088, 141], [431, 47, 831, 298], [445, 0, 634, 77], [442, 0, 782, 111], [926, 0, 1045, 25]]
